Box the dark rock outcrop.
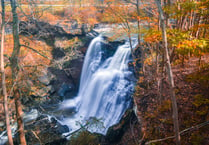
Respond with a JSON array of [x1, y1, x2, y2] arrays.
[[52, 47, 66, 60], [22, 115, 69, 145], [103, 109, 138, 143], [19, 20, 75, 46]]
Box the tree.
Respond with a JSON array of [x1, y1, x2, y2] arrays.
[[124, 0, 141, 44], [124, 0, 146, 74], [104, 1, 135, 56], [10, 0, 27, 144], [155, 0, 181, 144], [1, 0, 14, 144]]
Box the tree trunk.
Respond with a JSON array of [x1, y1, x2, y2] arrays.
[[10, 0, 27, 144], [156, 43, 160, 93], [1, 0, 14, 144], [195, 15, 203, 38], [155, 0, 181, 144], [136, 0, 141, 45], [127, 31, 134, 58], [135, 0, 145, 74], [15, 90, 26, 145]]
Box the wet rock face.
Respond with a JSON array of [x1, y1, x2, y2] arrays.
[[100, 38, 126, 60], [58, 83, 75, 100], [104, 109, 137, 143], [63, 57, 84, 87], [47, 67, 75, 93]]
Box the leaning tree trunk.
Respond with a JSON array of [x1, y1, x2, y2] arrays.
[[1, 0, 14, 144], [155, 0, 181, 144], [10, 0, 27, 145]]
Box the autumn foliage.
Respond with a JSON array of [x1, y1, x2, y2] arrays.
[[0, 0, 208, 144]]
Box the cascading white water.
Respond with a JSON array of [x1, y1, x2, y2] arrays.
[[0, 35, 136, 145], [58, 35, 136, 134]]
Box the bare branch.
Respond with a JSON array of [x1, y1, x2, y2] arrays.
[[31, 130, 42, 145], [123, 0, 137, 5], [145, 120, 209, 144], [20, 44, 51, 60]]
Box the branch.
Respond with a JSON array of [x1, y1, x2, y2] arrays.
[[123, 0, 137, 5], [107, 4, 129, 32], [145, 120, 209, 144], [145, 135, 175, 144], [20, 44, 51, 60], [65, 123, 88, 137], [141, 0, 158, 17], [31, 130, 42, 144], [180, 120, 209, 135], [17, 0, 51, 21]]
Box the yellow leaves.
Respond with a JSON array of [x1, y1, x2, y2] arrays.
[[177, 40, 193, 49], [177, 39, 207, 49], [144, 27, 208, 59], [175, 36, 208, 57], [144, 29, 162, 43], [193, 94, 209, 108]]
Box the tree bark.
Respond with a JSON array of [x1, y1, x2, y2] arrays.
[[195, 15, 203, 38], [136, 0, 141, 45], [136, 0, 146, 74], [15, 90, 26, 145], [1, 0, 14, 144], [10, 0, 27, 144], [155, 0, 181, 144]]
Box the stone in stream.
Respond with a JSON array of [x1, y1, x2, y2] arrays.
[[22, 115, 70, 145]]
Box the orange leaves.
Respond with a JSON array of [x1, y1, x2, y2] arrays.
[[40, 12, 61, 23], [3, 34, 52, 95], [69, 6, 98, 27], [4, 34, 14, 56], [19, 36, 52, 69], [175, 38, 208, 57], [144, 29, 162, 43]]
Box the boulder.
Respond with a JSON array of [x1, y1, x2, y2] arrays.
[[104, 109, 137, 143], [50, 117, 70, 134], [52, 47, 66, 60], [100, 38, 126, 60], [38, 69, 55, 86], [23, 115, 69, 145]]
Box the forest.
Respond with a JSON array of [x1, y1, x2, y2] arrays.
[[0, 0, 208, 145]]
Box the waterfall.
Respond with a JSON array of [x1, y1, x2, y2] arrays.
[[59, 35, 135, 135], [0, 36, 136, 145]]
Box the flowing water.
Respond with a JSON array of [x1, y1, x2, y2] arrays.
[[58, 35, 136, 135], [0, 36, 136, 144]]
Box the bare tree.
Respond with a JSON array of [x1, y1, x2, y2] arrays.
[[10, 0, 27, 144], [1, 0, 14, 144], [155, 0, 181, 144]]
